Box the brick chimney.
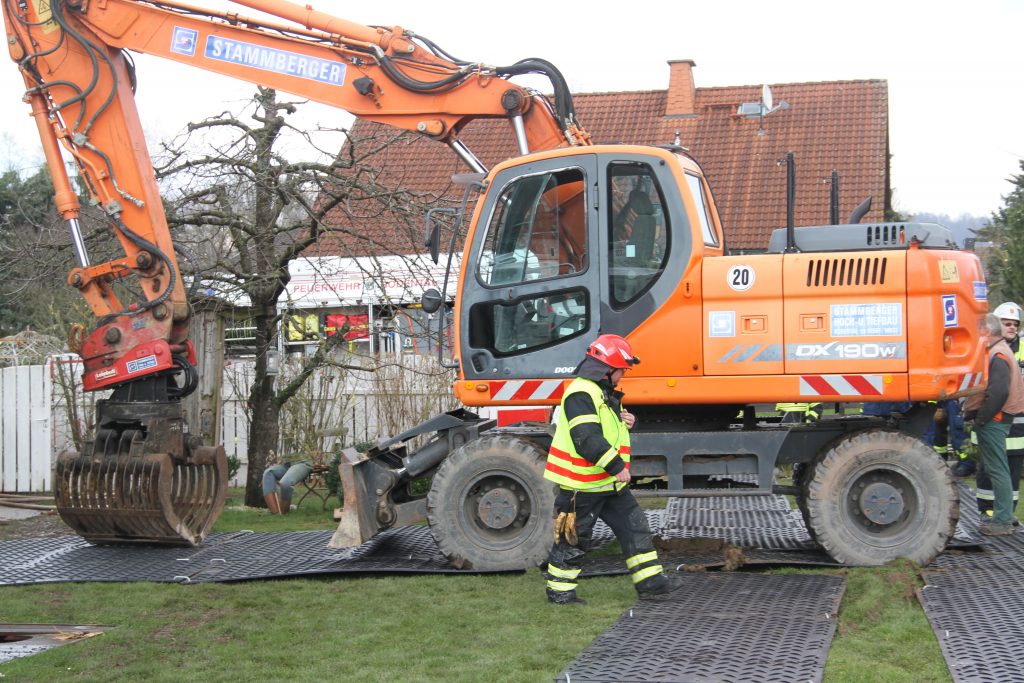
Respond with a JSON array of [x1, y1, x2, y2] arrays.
[[665, 59, 697, 117]]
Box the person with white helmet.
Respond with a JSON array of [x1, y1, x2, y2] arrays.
[[974, 302, 1024, 519], [542, 333, 676, 604], [963, 314, 1024, 535]]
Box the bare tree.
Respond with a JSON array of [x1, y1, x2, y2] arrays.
[[155, 87, 447, 507]]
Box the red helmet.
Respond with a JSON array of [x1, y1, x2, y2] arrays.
[[586, 334, 640, 370]]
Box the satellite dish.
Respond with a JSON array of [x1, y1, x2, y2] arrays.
[[762, 84, 773, 112]]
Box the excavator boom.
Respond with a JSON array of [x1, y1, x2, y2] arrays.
[[2, 0, 585, 545]]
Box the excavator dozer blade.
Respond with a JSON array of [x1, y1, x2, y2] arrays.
[[329, 447, 389, 548], [54, 444, 227, 547]]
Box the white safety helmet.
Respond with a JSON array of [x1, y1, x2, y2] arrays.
[[993, 302, 1021, 323]]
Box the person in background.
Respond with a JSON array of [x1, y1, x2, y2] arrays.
[[963, 314, 1024, 536], [262, 456, 313, 514], [975, 302, 1024, 517], [543, 334, 675, 605]]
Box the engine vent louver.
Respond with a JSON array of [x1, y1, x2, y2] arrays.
[[866, 223, 906, 247], [806, 256, 887, 287]]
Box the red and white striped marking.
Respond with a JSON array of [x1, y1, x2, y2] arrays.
[[800, 375, 883, 397], [957, 372, 984, 393], [489, 379, 565, 402]]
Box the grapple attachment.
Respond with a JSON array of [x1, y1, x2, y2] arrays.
[[54, 398, 227, 546]]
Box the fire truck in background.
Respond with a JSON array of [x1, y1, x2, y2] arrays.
[[4, 0, 986, 567]]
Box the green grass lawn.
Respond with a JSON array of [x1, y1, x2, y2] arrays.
[[3, 485, 1013, 682]]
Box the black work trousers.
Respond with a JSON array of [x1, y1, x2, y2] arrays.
[[546, 487, 663, 595]]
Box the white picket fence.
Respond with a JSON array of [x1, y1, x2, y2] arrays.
[[0, 363, 52, 492], [1, 354, 457, 493]]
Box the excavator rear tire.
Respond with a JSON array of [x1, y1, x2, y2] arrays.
[[426, 434, 556, 571], [803, 430, 958, 566]]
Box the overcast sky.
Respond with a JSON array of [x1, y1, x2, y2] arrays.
[[1, 0, 1020, 220]]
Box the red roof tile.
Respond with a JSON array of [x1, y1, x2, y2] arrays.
[[317, 65, 888, 255]]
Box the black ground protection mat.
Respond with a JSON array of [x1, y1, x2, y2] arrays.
[[0, 526, 497, 585], [0, 483, 982, 585], [555, 572, 846, 683], [0, 516, 635, 585], [918, 489, 1024, 683]]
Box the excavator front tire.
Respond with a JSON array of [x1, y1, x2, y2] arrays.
[[802, 430, 958, 566], [426, 434, 556, 571]]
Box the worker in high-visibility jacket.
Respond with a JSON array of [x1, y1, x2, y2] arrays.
[[974, 302, 1024, 516], [543, 334, 675, 605], [775, 402, 823, 423]]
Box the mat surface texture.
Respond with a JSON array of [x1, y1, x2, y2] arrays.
[[918, 495, 1024, 683], [555, 572, 846, 683]]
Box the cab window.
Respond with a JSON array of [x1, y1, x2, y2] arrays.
[[608, 163, 669, 307], [477, 168, 587, 286], [686, 173, 719, 247]]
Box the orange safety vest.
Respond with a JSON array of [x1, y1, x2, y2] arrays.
[[965, 339, 1024, 417]]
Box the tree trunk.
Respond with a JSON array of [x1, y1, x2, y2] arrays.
[[244, 306, 282, 508]]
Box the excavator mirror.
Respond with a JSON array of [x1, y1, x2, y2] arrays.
[[425, 207, 456, 264], [421, 288, 443, 313], [427, 224, 441, 263]]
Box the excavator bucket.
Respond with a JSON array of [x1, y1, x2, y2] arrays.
[[53, 400, 227, 546]]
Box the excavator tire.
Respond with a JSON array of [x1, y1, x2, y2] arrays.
[[791, 465, 817, 543], [426, 434, 556, 571], [803, 430, 958, 566]]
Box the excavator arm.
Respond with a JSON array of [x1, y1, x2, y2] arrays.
[[2, 0, 588, 545]]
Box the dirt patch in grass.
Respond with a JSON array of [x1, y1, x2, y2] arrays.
[[0, 510, 74, 540]]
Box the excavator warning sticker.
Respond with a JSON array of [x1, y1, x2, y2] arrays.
[[126, 355, 158, 375], [829, 303, 901, 337], [939, 260, 960, 283], [171, 27, 198, 57], [205, 37, 347, 86], [709, 311, 736, 337]]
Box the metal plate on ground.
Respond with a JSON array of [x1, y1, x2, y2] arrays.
[[919, 502, 1024, 683], [0, 624, 113, 664], [555, 572, 846, 683]]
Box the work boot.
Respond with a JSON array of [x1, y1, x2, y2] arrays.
[[264, 491, 281, 515], [546, 589, 586, 605], [951, 459, 976, 478], [979, 520, 1016, 536], [636, 573, 681, 599]]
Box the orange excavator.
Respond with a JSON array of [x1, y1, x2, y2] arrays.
[[4, 0, 987, 565]]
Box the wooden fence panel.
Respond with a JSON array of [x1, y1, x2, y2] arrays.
[[0, 364, 53, 492]]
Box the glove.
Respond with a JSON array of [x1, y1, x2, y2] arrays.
[[553, 511, 578, 546]]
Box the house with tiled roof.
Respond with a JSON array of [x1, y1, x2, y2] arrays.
[[278, 61, 888, 351], [310, 59, 889, 259]]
